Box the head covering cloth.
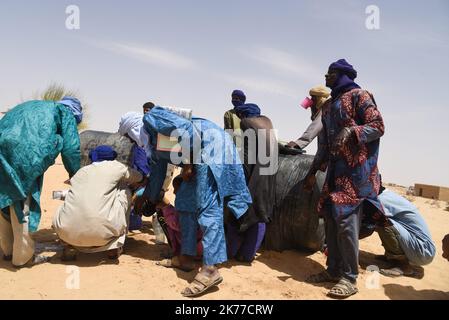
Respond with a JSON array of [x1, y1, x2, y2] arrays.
[[328, 59, 361, 99], [309, 85, 330, 111], [234, 103, 261, 118], [89, 145, 117, 163], [58, 96, 83, 124], [232, 90, 246, 107], [118, 112, 151, 157]]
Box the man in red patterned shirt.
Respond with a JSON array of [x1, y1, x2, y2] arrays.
[[304, 59, 387, 298]]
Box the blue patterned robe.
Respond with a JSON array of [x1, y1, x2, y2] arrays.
[[312, 89, 385, 219]]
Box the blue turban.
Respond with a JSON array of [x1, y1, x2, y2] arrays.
[[89, 145, 118, 163], [329, 59, 357, 80], [58, 96, 83, 124], [328, 59, 360, 99], [232, 90, 246, 107], [234, 103, 261, 118], [131, 144, 150, 176]]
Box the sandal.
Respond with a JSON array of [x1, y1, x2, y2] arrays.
[[328, 278, 358, 298], [14, 255, 50, 269], [380, 267, 422, 279], [156, 256, 195, 272], [181, 272, 223, 297], [31, 255, 51, 266], [306, 270, 340, 283]]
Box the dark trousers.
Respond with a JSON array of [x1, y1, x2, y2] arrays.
[[325, 205, 362, 283], [376, 225, 406, 261]]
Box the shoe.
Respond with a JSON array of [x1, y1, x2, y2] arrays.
[[14, 255, 50, 268]]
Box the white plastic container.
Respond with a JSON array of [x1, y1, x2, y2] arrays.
[[162, 106, 193, 120], [152, 215, 166, 244], [162, 164, 176, 192], [52, 190, 69, 200]]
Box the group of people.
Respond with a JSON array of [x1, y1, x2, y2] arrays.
[[0, 58, 445, 299]]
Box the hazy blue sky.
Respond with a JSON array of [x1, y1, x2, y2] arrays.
[[0, 0, 448, 187]]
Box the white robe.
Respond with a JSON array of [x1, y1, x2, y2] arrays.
[[53, 160, 142, 253]]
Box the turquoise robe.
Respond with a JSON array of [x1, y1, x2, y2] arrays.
[[0, 100, 80, 231]]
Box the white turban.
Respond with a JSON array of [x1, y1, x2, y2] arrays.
[[118, 112, 151, 157]]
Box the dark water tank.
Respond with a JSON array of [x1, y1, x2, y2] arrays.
[[79, 130, 134, 167], [264, 153, 326, 253]]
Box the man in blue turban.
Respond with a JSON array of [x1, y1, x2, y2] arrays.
[[231, 90, 246, 107], [53, 145, 144, 260], [0, 97, 83, 267], [326, 59, 361, 99], [226, 102, 278, 263], [304, 59, 386, 298], [224, 89, 247, 147]]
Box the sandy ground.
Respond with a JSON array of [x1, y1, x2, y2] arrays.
[[1, 160, 448, 300]]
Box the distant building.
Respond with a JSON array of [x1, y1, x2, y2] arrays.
[[414, 183, 449, 201]]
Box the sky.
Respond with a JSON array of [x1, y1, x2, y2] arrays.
[[0, 0, 448, 187]]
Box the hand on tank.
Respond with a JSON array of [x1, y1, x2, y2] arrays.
[[286, 141, 300, 149]]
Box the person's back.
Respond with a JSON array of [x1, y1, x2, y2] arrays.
[[53, 160, 134, 248], [240, 115, 277, 164], [225, 103, 276, 261], [0, 101, 80, 202], [379, 189, 436, 265], [0, 98, 82, 267]]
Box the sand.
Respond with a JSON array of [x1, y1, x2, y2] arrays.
[[0, 160, 448, 300]]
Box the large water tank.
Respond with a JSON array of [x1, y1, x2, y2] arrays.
[[79, 130, 135, 167], [264, 153, 326, 252]]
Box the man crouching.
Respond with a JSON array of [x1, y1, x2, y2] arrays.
[[52, 145, 144, 260]]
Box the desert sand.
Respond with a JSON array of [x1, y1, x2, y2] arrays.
[[0, 159, 448, 300]]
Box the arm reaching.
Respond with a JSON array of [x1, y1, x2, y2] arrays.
[[293, 112, 323, 150], [58, 106, 81, 178]]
